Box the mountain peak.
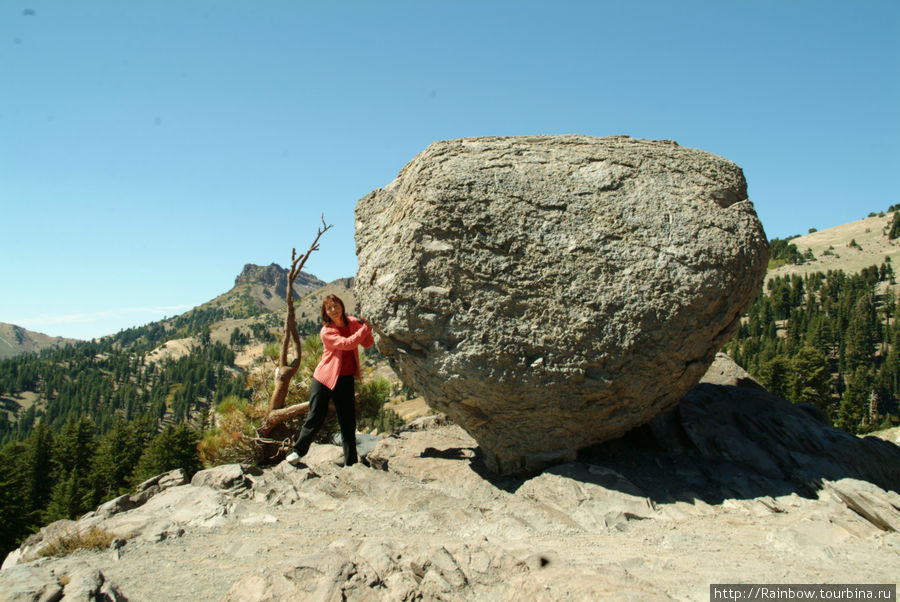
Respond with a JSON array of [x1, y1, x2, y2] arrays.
[[234, 263, 325, 291]]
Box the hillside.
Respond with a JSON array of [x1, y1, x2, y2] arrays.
[[150, 274, 357, 370], [0, 323, 78, 361], [0, 264, 362, 441], [725, 209, 900, 437], [0, 263, 404, 564], [118, 262, 352, 367], [766, 211, 900, 285]]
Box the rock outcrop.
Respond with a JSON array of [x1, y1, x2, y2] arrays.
[[234, 263, 324, 291], [0, 565, 124, 602], [355, 135, 769, 473], [233, 263, 325, 299], [585, 354, 900, 503]]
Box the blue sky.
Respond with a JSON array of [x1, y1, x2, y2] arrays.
[[1, 1, 898, 340]]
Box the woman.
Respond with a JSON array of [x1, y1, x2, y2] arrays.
[[286, 294, 374, 467]]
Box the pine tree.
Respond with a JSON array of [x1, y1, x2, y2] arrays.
[[888, 211, 900, 240], [132, 424, 202, 484], [44, 417, 97, 522], [23, 423, 55, 517], [790, 347, 833, 417], [759, 356, 792, 399], [89, 419, 149, 506], [0, 441, 30, 559], [772, 280, 792, 320], [883, 289, 897, 355], [844, 293, 876, 370], [836, 366, 872, 433], [804, 314, 828, 356]]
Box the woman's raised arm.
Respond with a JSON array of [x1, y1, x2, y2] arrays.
[[320, 319, 373, 351]]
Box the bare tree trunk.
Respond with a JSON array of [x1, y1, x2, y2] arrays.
[[257, 215, 332, 438]]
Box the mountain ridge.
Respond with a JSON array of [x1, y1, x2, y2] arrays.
[[0, 323, 78, 361], [0, 263, 351, 361], [0, 265, 358, 442]]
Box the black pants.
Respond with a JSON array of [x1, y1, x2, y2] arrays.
[[293, 375, 357, 466]]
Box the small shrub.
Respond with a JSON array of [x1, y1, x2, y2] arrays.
[[370, 406, 405, 434], [263, 343, 280, 362], [768, 238, 806, 267], [38, 528, 116, 558], [199, 425, 257, 466], [200, 395, 267, 467], [877, 414, 895, 430], [357, 377, 392, 420]]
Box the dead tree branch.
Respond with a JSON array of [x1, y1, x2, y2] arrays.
[[258, 214, 332, 438]]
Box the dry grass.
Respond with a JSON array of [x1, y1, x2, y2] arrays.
[[37, 527, 116, 558], [144, 337, 197, 365], [767, 212, 900, 289]]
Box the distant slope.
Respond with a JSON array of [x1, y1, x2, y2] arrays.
[[0, 266, 366, 444], [766, 211, 900, 285], [294, 277, 357, 321], [219, 277, 356, 369], [149, 274, 356, 369], [0, 323, 78, 360], [140, 263, 332, 353]]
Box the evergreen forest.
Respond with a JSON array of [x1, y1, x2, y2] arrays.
[[724, 259, 900, 433]]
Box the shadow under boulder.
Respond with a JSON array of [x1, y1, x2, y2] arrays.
[[579, 382, 900, 505]]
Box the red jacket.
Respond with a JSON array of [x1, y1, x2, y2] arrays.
[[312, 316, 374, 390]]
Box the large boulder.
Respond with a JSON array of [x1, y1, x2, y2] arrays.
[[355, 135, 769, 473]]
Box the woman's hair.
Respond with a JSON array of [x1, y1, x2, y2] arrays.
[[320, 294, 346, 325]]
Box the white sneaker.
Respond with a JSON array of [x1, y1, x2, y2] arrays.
[[285, 451, 301, 466]]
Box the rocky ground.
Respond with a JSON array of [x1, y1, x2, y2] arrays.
[[3, 428, 899, 600], [871, 426, 900, 446], [3, 357, 899, 601]]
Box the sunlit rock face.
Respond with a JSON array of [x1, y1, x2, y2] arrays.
[[355, 135, 769, 474]]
